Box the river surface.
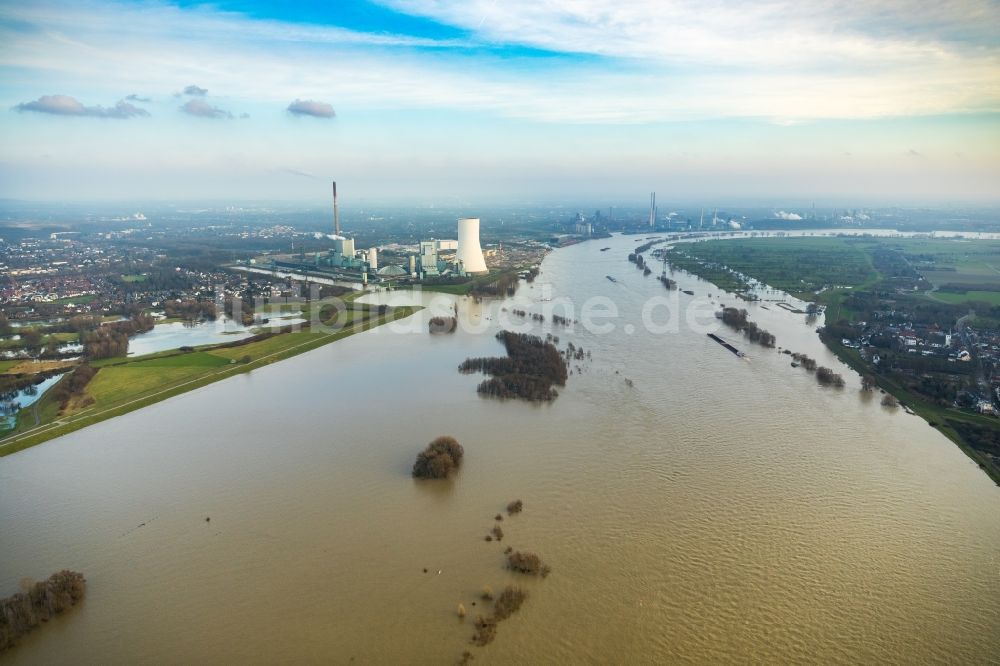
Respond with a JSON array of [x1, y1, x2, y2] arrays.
[[1, 233, 998, 664]]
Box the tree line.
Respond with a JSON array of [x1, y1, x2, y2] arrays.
[[471, 273, 520, 298], [51, 364, 98, 410], [718, 307, 776, 347], [80, 314, 154, 359], [1, 570, 86, 652], [164, 299, 217, 321], [787, 350, 844, 387]]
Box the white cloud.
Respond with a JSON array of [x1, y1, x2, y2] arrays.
[[387, 0, 1000, 66], [13, 93, 149, 118], [0, 0, 997, 125], [287, 99, 335, 118], [180, 98, 233, 119]]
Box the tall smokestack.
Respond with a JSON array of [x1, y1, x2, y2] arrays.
[[332, 180, 341, 237]]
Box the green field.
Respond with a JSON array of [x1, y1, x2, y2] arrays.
[[666, 237, 877, 299], [120, 274, 147, 283], [930, 290, 1000, 306], [126, 351, 232, 368], [0, 305, 420, 456], [883, 238, 1000, 278], [52, 294, 97, 305]]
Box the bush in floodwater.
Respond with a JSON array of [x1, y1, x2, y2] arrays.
[[472, 615, 497, 646], [506, 499, 523, 515], [412, 436, 464, 479], [815, 366, 845, 387], [428, 316, 457, 334], [507, 551, 551, 577], [470, 586, 528, 647], [881, 394, 899, 408], [491, 525, 504, 541], [492, 586, 527, 621]]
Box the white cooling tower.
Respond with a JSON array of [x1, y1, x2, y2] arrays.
[[456, 217, 488, 274]]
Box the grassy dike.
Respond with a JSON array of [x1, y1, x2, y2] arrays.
[[0, 305, 420, 457]]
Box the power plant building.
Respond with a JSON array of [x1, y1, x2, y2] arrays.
[[419, 241, 440, 276], [334, 238, 355, 258]]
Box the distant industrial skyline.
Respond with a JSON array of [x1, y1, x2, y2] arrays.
[[1, 0, 998, 203]]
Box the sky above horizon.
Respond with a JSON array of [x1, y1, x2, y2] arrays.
[[1, 0, 999, 206]]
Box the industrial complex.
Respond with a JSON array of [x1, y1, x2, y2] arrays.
[[261, 183, 493, 286]]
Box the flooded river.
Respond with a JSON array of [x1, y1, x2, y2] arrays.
[[1, 233, 998, 664]]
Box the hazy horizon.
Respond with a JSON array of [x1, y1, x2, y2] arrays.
[[1, 1, 999, 203]]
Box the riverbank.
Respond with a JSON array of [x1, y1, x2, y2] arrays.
[[0, 305, 419, 457], [658, 233, 1000, 485], [821, 332, 1000, 486]]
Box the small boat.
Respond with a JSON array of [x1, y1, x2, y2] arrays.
[[606, 275, 617, 282], [682, 289, 694, 295], [600, 247, 611, 251], [791, 361, 800, 368]]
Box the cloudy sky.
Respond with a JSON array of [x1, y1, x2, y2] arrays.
[[1, 0, 998, 203]]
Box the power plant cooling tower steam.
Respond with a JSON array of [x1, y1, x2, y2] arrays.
[[456, 217, 488, 274]]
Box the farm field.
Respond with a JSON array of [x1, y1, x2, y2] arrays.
[[665, 237, 877, 298]]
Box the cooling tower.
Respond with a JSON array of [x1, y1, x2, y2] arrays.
[[456, 217, 488, 274]]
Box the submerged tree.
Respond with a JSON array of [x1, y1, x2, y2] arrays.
[[412, 436, 465, 479], [428, 316, 458, 334], [506, 551, 551, 577], [717, 307, 775, 348], [459, 331, 568, 402], [816, 366, 845, 387], [1, 570, 86, 652], [470, 586, 527, 647]]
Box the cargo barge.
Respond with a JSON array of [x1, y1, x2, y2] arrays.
[[707, 332, 745, 357]]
